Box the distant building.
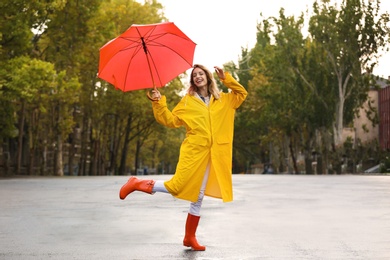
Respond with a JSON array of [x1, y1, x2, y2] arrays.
[[379, 77, 390, 150], [342, 76, 389, 147]]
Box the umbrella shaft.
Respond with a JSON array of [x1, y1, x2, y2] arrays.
[[141, 37, 148, 54], [140, 37, 155, 87]]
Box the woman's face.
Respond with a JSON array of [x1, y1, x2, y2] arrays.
[[192, 67, 207, 88]]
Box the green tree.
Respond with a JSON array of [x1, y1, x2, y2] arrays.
[[1, 0, 190, 176], [226, 48, 258, 173], [34, 0, 100, 175], [0, 0, 69, 176], [242, 1, 389, 174], [3, 56, 79, 176], [309, 0, 390, 146], [246, 10, 312, 174], [82, 0, 166, 175]]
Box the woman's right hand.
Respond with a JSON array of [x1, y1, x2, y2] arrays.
[[151, 89, 161, 100]]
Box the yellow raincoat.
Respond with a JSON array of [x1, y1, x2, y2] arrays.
[[152, 72, 247, 202]]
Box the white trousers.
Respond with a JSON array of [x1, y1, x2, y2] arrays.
[[152, 163, 210, 216]]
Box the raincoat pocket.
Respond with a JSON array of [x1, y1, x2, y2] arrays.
[[186, 135, 209, 146]]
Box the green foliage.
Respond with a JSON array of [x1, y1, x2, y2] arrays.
[[238, 0, 390, 174], [2, 0, 389, 175], [6, 56, 56, 100], [0, 56, 57, 140], [0, 0, 67, 60], [309, 0, 389, 144]]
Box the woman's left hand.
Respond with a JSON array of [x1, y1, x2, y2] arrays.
[[214, 66, 226, 80]]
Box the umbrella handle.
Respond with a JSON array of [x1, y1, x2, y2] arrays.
[[146, 88, 159, 101]]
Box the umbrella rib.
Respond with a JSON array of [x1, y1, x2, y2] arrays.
[[111, 36, 154, 91], [114, 38, 147, 91], [126, 27, 195, 88], [142, 32, 194, 87], [146, 53, 163, 87], [151, 41, 193, 65], [145, 33, 194, 66]]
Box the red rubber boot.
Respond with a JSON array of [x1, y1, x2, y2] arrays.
[[119, 177, 155, 200], [183, 213, 206, 251]]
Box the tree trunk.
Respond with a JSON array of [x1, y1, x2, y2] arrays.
[[68, 131, 76, 176], [68, 141, 74, 176], [119, 114, 132, 176], [134, 139, 142, 175], [40, 138, 47, 176], [55, 103, 64, 176], [90, 139, 98, 176], [108, 115, 119, 175], [151, 140, 157, 169], [2, 141, 11, 177], [28, 111, 36, 176], [56, 135, 64, 176], [16, 101, 26, 175], [333, 72, 350, 146], [79, 115, 90, 176], [28, 146, 35, 176], [304, 155, 313, 175], [289, 142, 299, 174]]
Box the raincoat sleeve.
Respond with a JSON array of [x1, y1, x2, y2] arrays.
[[221, 72, 248, 109], [152, 95, 183, 128]]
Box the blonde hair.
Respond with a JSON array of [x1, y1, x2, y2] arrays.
[[188, 64, 220, 100]]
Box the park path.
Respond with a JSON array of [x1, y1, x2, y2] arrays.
[[1, 174, 389, 259]]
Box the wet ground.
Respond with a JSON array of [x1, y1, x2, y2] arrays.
[[1, 174, 389, 259]]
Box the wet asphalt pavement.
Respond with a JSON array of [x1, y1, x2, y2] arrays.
[[0, 174, 389, 259]]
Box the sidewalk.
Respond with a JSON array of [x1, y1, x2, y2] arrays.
[[1, 174, 389, 259]]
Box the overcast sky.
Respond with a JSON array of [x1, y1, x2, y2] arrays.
[[158, 0, 389, 79]]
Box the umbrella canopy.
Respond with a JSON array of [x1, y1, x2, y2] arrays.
[[98, 22, 196, 92]]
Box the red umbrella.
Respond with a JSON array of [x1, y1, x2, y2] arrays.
[[98, 22, 196, 95]]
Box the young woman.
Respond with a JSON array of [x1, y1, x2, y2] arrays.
[[119, 65, 247, 251]]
